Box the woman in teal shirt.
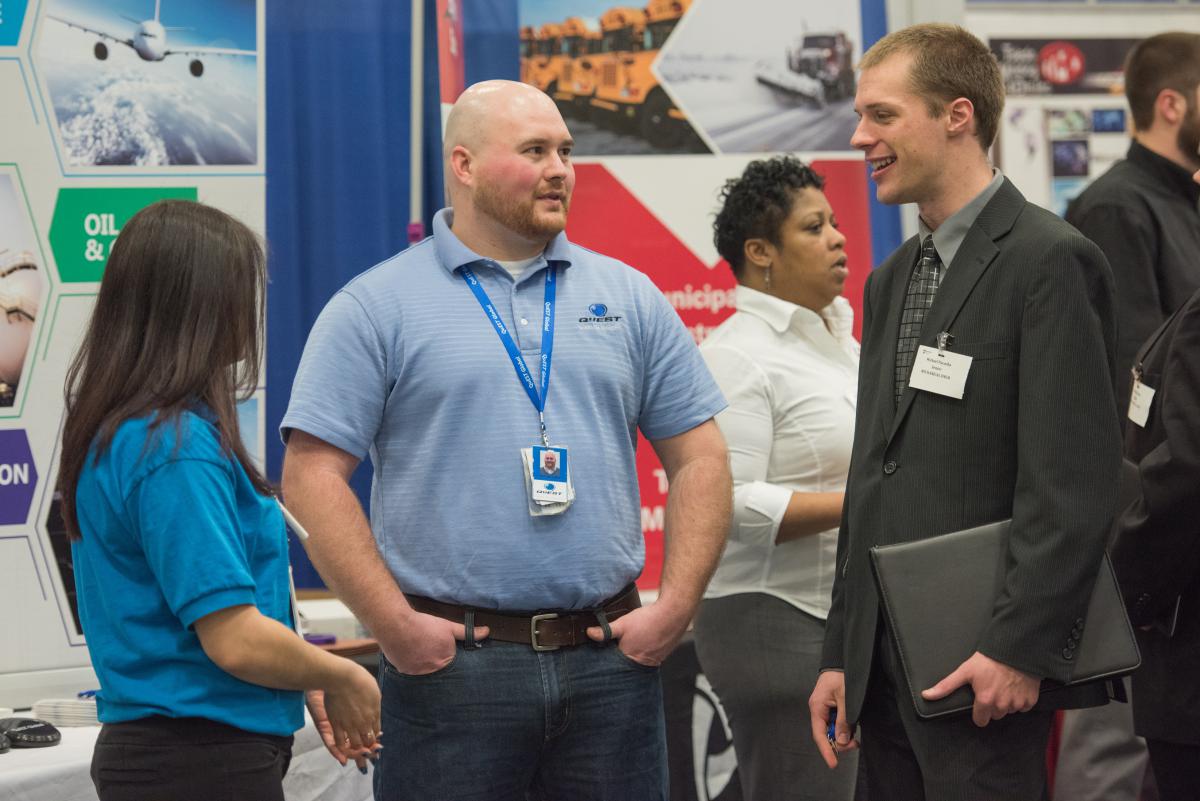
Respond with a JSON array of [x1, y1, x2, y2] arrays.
[[58, 200, 380, 801]]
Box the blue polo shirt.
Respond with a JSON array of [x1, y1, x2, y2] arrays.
[[73, 411, 303, 736], [282, 208, 725, 610]]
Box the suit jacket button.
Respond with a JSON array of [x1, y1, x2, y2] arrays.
[[1075, 618, 1085, 626], [1062, 648, 1074, 660], [883, 460, 898, 475]]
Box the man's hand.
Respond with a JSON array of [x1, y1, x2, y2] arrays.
[[379, 611, 489, 676], [585, 603, 689, 667], [808, 670, 858, 769], [922, 651, 1041, 727], [306, 690, 379, 772]]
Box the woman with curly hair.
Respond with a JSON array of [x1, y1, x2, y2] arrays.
[[694, 155, 859, 801]]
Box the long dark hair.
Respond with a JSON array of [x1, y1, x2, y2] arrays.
[[59, 199, 271, 539]]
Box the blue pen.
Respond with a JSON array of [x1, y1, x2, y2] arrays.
[[827, 709, 838, 748]]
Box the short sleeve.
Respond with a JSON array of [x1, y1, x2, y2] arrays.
[[281, 289, 390, 459], [636, 277, 726, 440], [129, 457, 257, 628]]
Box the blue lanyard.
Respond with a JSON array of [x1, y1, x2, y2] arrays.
[[460, 264, 557, 445]]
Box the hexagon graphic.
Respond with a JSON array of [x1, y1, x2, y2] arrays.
[[517, 0, 709, 155], [0, 0, 31, 45], [0, 429, 38, 524], [32, 0, 260, 168], [50, 186, 196, 283], [0, 169, 48, 410]]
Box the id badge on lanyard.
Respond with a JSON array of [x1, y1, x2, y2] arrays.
[[461, 265, 574, 516]]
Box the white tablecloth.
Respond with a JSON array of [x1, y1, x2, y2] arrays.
[[0, 713, 373, 801]]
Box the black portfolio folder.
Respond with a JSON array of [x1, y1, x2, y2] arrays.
[[870, 519, 1141, 719]]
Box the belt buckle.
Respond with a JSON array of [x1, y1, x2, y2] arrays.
[[530, 613, 560, 651]]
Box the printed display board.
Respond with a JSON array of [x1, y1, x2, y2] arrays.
[[966, 5, 1200, 216], [0, 0, 266, 710]]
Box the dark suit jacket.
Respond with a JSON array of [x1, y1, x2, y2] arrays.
[[1111, 287, 1200, 743], [822, 178, 1124, 724]]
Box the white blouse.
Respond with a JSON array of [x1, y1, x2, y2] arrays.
[[699, 286, 859, 619]]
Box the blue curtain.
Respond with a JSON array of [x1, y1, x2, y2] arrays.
[[267, 1, 412, 585]]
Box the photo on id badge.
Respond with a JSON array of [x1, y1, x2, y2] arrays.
[[533, 446, 568, 481]]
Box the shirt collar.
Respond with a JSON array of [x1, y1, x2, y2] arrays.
[[734, 285, 853, 337], [919, 168, 1005, 269], [432, 208, 574, 276], [1127, 140, 1200, 206]]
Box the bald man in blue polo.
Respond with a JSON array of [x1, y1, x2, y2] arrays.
[[281, 80, 732, 801]]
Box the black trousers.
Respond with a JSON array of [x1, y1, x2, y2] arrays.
[[1146, 738, 1200, 801], [859, 626, 1052, 801], [91, 716, 294, 801]]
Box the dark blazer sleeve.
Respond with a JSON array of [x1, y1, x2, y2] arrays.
[[977, 229, 1123, 682], [1112, 293, 1200, 626], [820, 268, 877, 672]]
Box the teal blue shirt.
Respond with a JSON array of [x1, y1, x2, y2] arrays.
[[72, 410, 303, 736]]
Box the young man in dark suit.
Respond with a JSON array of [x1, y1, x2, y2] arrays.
[[808, 24, 1123, 801]]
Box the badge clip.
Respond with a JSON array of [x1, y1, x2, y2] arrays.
[[936, 331, 954, 355]]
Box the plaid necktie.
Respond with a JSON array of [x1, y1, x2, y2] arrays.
[[894, 235, 943, 405]]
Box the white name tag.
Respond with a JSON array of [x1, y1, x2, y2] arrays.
[[908, 345, 973, 399], [1128, 379, 1155, 428]]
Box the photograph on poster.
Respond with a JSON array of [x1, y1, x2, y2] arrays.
[[991, 38, 1140, 97], [1050, 177, 1088, 218], [237, 394, 263, 467], [657, 0, 861, 153], [1051, 139, 1089, 177], [0, 176, 45, 409], [43, 487, 84, 637], [1046, 108, 1090, 138], [35, 0, 258, 167], [519, 0, 709, 155], [1091, 108, 1126, 134]]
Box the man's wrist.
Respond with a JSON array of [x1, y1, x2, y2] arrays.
[[648, 589, 699, 626]]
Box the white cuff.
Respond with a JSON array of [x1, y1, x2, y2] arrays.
[[731, 480, 793, 547]]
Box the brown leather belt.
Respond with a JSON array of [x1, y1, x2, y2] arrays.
[[405, 584, 641, 651]]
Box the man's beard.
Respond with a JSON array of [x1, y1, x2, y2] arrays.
[[1178, 100, 1200, 170], [475, 184, 570, 241]]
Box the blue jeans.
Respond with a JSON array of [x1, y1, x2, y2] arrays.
[[373, 639, 667, 801]]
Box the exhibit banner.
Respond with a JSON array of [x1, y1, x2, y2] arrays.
[[966, 5, 1200, 215], [439, 0, 878, 592], [0, 0, 266, 709]]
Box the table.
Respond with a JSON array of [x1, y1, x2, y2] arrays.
[[0, 713, 374, 801]]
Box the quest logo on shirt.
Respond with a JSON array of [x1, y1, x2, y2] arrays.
[[579, 303, 622, 324]]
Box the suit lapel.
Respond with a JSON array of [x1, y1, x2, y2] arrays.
[[885, 178, 1025, 446]]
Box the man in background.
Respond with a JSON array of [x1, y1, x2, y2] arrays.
[[1067, 32, 1200, 411]]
